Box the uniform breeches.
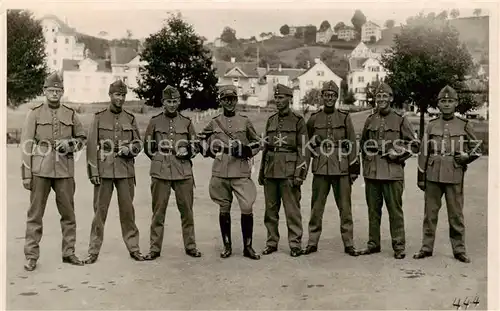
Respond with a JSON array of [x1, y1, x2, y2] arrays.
[[421, 181, 466, 254], [88, 178, 140, 254], [209, 176, 256, 215], [149, 177, 196, 252], [263, 178, 303, 249], [25, 176, 77, 260], [307, 175, 353, 248], [364, 178, 405, 252]]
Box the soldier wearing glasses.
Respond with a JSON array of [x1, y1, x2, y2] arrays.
[[142, 85, 202, 260], [414, 85, 481, 263], [84, 80, 144, 264], [302, 80, 361, 256], [359, 82, 418, 259], [258, 84, 308, 258], [20, 72, 86, 271], [198, 85, 262, 260]]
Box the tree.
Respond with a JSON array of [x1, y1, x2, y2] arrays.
[[7, 10, 48, 108], [384, 19, 395, 29], [126, 29, 133, 39], [436, 10, 448, 20], [303, 25, 317, 45], [351, 10, 367, 39], [319, 20, 331, 32], [473, 8, 482, 17], [302, 88, 322, 109], [320, 49, 336, 69], [333, 22, 346, 33], [279, 24, 290, 36], [343, 90, 356, 106], [381, 13, 474, 138], [220, 26, 237, 44], [450, 9, 460, 19], [295, 49, 313, 69], [135, 14, 218, 110]]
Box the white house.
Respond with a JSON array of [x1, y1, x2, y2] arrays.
[[349, 42, 381, 59], [347, 57, 387, 106], [291, 58, 343, 110], [361, 21, 382, 43], [316, 26, 334, 43], [213, 38, 228, 48], [40, 14, 85, 72], [337, 26, 357, 41]]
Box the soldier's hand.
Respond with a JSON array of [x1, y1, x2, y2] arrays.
[[55, 139, 70, 153], [349, 174, 358, 184], [90, 176, 101, 185], [22, 178, 32, 191], [117, 146, 130, 157], [292, 177, 303, 188], [387, 149, 400, 161], [258, 174, 266, 186], [176, 146, 189, 158], [417, 181, 425, 191], [454, 152, 469, 165]]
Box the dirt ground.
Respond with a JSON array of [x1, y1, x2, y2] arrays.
[[5, 147, 488, 310]]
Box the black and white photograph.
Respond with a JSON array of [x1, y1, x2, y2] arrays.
[[1, 1, 497, 310]]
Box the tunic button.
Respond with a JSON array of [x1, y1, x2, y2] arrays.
[[228, 125, 232, 128]]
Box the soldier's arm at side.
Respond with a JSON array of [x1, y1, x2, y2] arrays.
[[69, 111, 87, 153], [294, 117, 309, 180], [198, 121, 215, 158], [245, 118, 262, 158], [359, 117, 370, 158], [417, 124, 430, 186], [128, 115, 143, 157], [187, 119, 200, 158], [86, 114, 100, 179], [395, 116, 419, 163], [345, 114, 360, 175], [143, 119, 156, 160], [20, 110, 37, 180], [464, 120, 482, 164]]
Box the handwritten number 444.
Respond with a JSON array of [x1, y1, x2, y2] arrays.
[[453, 296, 480, 310]]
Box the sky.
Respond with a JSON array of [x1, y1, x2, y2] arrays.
[[12, 1, 490, 41]]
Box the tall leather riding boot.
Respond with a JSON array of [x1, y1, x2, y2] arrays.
[[219, 212, 232, 258], [241, 213, 261, 260]]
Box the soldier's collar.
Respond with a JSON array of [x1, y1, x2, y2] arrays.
[[323, 106, 335, 114], [165, 111, 178, 118], [223, 110, 236, 117], [278, 108, 290, 117], [47, 102, 60, 109], [442, 113, 454, 121], [378, 107, 391, 116], [109, 105, 122, 114]]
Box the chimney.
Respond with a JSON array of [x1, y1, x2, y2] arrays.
[[230, 57, 236, 63], [278, 64, 282, 72]]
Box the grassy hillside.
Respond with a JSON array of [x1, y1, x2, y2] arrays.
[[277, 46, 351, 68]]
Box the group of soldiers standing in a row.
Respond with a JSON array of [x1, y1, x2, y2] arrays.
[[19, 72, 481, 272]]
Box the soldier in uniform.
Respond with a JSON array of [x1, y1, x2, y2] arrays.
[[84, 80, 144, 264], [20, 72, 86, 271], [302, 80, 361, 256], [258, 84, 308, 257], [142, 85, 202, 260], [358, 82, 418, 259], [414, 85, 481, 263], [198, 85, 261, 260]]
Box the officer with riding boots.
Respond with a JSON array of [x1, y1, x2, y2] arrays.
[[302, 80, 361, 257], [258, 83, 309, 258], [358, 82, 418, 259], [198, 85, 262, 260], [84, 79, 144, 264], [414, 85, 481, 263], [142, 85, 202, 260], [20, 72, 86, 271]]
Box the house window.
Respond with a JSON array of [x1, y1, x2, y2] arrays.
[[306, 80, 313, 86], [52, 28, 55, 32], [318, 81, 324, 88], [358, 76, 364, 83], [232, 77, 239, 83], [317, 71, 324, 76], [123, 76, 128, 84], [53, 37, 57, 43], [53, 59, 57, 66], [65, 38, 69, 44], [53, 48, 57, 55]]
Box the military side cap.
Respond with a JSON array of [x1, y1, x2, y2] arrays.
[[218, 85, 238, 98], [322, 80, 339, 93], [374, 82, 393, 95], [274, 83, 293, 96], [163, 85, 180, 99], [44, 72, 64, 88], [438, 85, 458, 100], [109, 79, 128, 94]]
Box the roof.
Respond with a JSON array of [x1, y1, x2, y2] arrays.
[[214, 61, 260, 78], [367, 26, 401, 48], [293, 59, 340, 81], [40, 14, 76, 36], [364, 21, 380, 28], [110, 46, 138, 65], [348, 57, 369, 71], [266, 68, 306, 80], [62, 58, 112, 73]]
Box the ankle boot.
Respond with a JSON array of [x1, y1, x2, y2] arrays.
[[219, 212, 232, 258], [241, 213, 260, 260]]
